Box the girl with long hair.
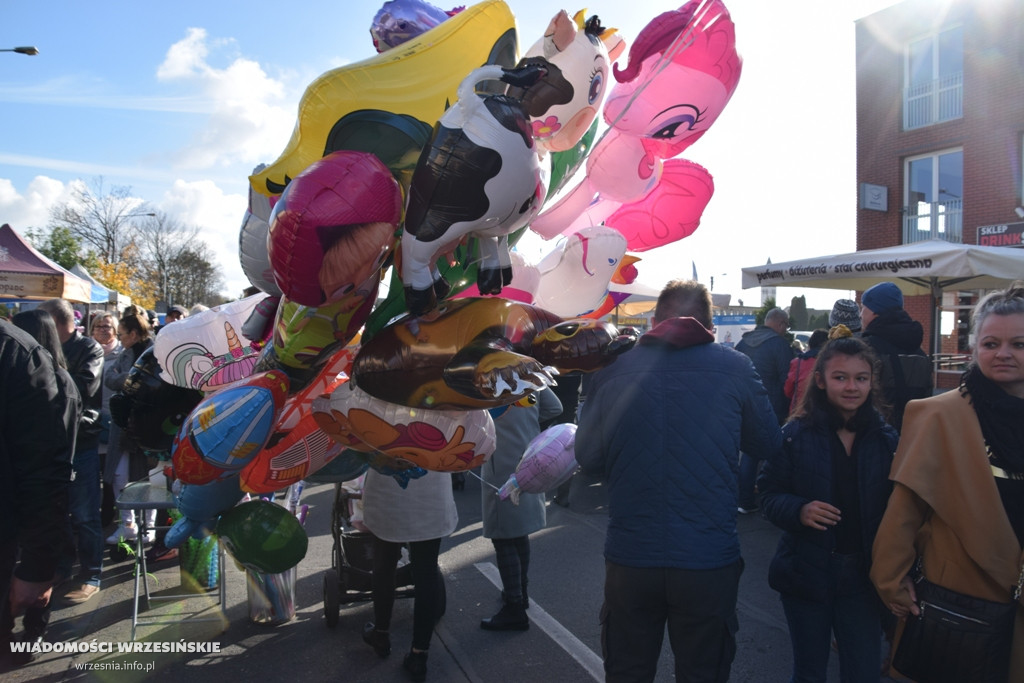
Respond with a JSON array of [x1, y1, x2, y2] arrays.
[[759, 326, 899, 682]]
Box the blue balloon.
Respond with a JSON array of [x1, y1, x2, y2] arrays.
[[164, 475, 244, 548]]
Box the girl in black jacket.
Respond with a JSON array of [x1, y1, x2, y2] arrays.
[[759, 327, 899, 683]]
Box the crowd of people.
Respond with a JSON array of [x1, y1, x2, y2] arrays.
[[577, 278, 1021, 683], [0, 300, 194, 666], [3, 278, 1023, 682]]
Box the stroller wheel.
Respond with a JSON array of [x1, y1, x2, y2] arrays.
[[338, 568, 359, 604], [323, 570, 341, 628]]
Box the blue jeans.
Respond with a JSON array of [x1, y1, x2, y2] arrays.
[[60, 446, 103, 587], [779, 555, 882, 683], [737, 452, 760, 509]]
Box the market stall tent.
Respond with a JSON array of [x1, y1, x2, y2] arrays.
[[69, 263, 111, 303], [740, 239, 1024, 295], [740, 239, 1024, 354], [0, 223, 93, 303], [70, 263, 131, 309]]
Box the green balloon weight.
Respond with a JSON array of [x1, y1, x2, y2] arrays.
[[216, 500, 308, 574]]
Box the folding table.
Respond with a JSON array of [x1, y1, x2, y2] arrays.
[[115, 481, 227, 640]]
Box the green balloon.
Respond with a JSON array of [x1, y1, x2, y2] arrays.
[[546, 118, 598, 200], [216, 500, 308, 574]]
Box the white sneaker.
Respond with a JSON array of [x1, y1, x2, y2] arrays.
[[141, 529, 156, 545], [106, 523, 138, 545]]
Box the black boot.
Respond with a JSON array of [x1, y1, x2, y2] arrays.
[[362, 622, 391, 658], [480, 600, 529, 631], [501, 586, 529, 609], [402, 650, 428, 682], [9, 635, 42, 666]]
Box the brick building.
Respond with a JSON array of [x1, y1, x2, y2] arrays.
[[854, 0, 1024, 380]]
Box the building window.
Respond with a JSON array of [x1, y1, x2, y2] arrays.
[[903, 26, 963, 130], [903, 149, 963, 243]]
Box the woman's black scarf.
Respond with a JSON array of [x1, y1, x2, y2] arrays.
[[960, 364, 1024, 474], [961, 364, 1024, 546]]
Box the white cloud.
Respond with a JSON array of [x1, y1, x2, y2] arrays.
[[156, 28, 297, 171], [158, 178, 250, 298], [0, 176, 74, 231], [155, 27, 216, 80]]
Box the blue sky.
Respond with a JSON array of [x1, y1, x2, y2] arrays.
[[1, 0, 900, 307]]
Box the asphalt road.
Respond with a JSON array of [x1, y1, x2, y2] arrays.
[[4, 472, 893, 682]]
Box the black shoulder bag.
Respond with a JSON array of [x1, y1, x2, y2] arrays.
[[892, 557, 1024, 683]]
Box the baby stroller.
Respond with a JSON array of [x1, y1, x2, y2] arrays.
[[317, 476, 417, 628]]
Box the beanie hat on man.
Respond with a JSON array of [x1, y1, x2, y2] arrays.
[[861, 282, 903, 314], [828, 299, 861, 333]]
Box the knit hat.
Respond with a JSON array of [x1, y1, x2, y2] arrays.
[[828, 299, 861, 333], [861, 282, 903, 314]]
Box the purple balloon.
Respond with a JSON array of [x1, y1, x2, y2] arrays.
[[370, 0, 453, 52], [497, 423, 578, 503]]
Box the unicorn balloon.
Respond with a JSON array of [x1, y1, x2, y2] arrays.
[[532, 226, 628, 318], [530, 0, 742, 251]]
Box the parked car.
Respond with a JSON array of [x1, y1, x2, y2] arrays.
[[790, 330, 813, 352]]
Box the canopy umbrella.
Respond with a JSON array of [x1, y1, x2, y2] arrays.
[[741, 239, 1024, 295], [69, 263, 112, 304], [740, 239, 1024, 353], [0, 223, 93, 303], [606, 279, 660, 321]]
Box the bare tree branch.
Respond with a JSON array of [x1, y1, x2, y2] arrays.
[[47, 177, 153, 265]]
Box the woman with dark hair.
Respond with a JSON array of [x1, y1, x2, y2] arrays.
[[759, 326, 899, 682], [103, 313, 154, 545], [8, 310, 81, 662], [871, 282, 1024, 681], [13, 310, 66, 364], [11, 309, 81, 468], [784, 328, 829, 417]]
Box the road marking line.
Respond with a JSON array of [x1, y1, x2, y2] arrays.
[[474, 562, 604, 681]]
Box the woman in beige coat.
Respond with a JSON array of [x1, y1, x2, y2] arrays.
[[871, 282, 1024, 681]]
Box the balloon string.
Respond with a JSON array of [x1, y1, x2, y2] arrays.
[[585, 0, 718, 164], [463, 468, 500, 492], [542, 1, 712, 202]]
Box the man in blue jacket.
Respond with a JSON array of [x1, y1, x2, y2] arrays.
[[577, 280, 782, 683], [734, 307, 794, 513]]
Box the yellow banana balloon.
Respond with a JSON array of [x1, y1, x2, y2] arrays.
[[250, 0, 518, 197]]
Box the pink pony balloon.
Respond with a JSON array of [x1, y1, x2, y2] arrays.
[[529, 0, 742, 251]]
